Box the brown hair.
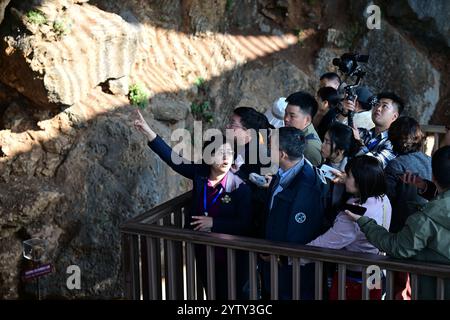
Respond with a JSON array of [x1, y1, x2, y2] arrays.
[[389, 116, 425, 155]]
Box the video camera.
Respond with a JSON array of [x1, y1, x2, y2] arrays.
[[332, 53, 372, 127], [332, 53, 369, 77]]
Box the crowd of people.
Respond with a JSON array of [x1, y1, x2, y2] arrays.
[[133, 71, 450, 300]]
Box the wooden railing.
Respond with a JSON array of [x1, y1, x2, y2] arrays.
[[120, 191, 450, 300]]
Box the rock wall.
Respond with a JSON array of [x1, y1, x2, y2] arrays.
[[0, 0, 448, 298]]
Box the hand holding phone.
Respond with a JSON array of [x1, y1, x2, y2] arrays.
[[320, 164, 339, 180], [249, 173, 268, 187], [342, 203, 367, 216]]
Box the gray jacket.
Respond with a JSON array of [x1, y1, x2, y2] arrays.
[[384, 151, 432, 233]]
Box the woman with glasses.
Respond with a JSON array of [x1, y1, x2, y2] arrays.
[[225, 107, 274, 178], [225, 107, 274, 238], [134, 110, 253, 299]]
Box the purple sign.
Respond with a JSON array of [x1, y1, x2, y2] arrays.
[[22, 263, 53, 281]]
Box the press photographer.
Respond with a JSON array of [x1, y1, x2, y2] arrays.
[[335, 86, 375, 131], [332, 53, 375, 129]]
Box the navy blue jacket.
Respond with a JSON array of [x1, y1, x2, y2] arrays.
[[264, 162, 326, 243], [148, 136, 253, 236], [262, 161, 327, 300]]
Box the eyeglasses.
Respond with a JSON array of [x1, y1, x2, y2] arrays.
[[226, 122, 246, 130]]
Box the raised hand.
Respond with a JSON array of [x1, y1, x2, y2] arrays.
[[331, 170, 347, 184], [261, 174, 273, 188], [342, 97, 357, 114], [345, 210, 361, 222], [134, 109, 157, 142]]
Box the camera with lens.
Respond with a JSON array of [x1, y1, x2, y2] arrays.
[[332, 53, 369, 127], [332, 53, 369, 77]]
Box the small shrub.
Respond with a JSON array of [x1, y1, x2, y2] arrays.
[[128, 83, 149, 109], [26, 10, 47, 25], [53, 19, 70, 36], [191, 101, 213, 123], [194, 77, 206, 88]]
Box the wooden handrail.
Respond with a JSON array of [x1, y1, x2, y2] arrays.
[[121, 192, 450, 280], [121, 220, 450, 279]]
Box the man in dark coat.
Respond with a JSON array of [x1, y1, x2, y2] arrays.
[[261, 127, 327, 300]]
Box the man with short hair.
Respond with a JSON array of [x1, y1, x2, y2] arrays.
[[346, 146, 450, 299], [261, 126, 327, 300], [313, 86, 341, 140], [320, 72, 341, 90], [284, 91, 322, 166], [353, 92, 404, 168]]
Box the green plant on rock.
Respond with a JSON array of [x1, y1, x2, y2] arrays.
[[53, 19, 70, 36], [26, 10, 47, 25], [191, 101, 213, 124], [128, 83, 149, 109], [194, 77, 206, 89]]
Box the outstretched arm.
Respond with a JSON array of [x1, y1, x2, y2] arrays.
[[134, 110, 197, 179], [346, 211, 432, 259], [134, 109, 157, 142]]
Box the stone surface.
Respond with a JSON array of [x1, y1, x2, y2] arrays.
[[188, 0, 227, 34], [313, 47, 345, 84], [0, 0, 10, 26], [356, 20, 440, 124], [0, 105, 191, 298], [151, 93, 190, 122], [407, 0, 450, 47], [0, 1, 139, 108], [235, 60, 312, 113]]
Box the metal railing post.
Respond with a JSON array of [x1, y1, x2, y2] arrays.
[[411, 273, 419, 300], [270, 255, 279, 300], [249, 252, 258, 300], [227, 249, 237, 300], [436, 277, 445, 300], [206, 245, 216, 300], [337, 264, 346, 300], [292, 257, 301, 300], [186, 242, 196, 300], [315, 261, 323, 300], [385, 270, 394, 300], [361, 266, 370, 300], [121, 234, 140, 300]]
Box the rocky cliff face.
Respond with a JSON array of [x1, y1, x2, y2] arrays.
[[0, 0, 448, 298]]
